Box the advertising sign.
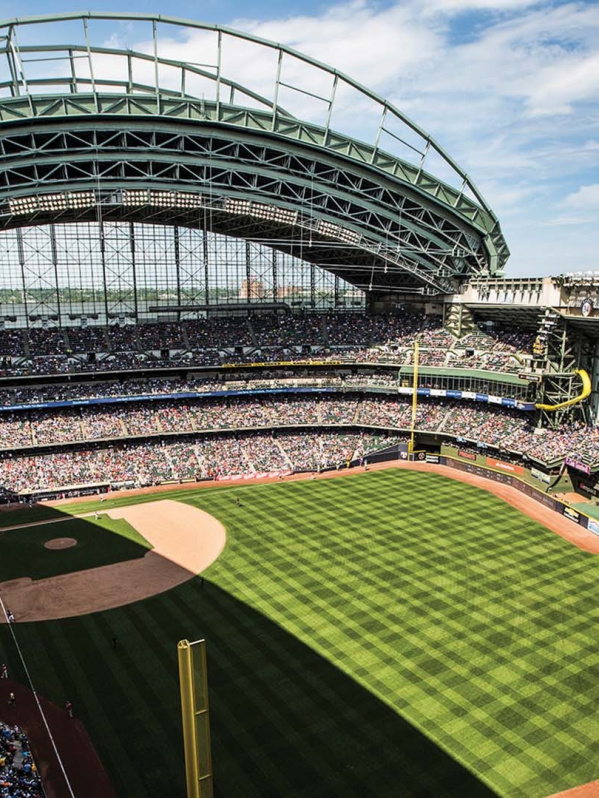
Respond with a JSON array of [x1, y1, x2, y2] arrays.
[[564, 457, 592, 475], [486, 458, 524, 475], [223, 360, 342, 368], [577, 481, 599, 496], [581, 298, 594, 317], [531, 467, 552, 484], [563, 506, 581, 523], [588, 519, 599, 536]]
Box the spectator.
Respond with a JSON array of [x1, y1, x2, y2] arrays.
[[0, 720, 44, 797]]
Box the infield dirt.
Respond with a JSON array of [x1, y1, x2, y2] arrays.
[[0, 499, 225, 622]]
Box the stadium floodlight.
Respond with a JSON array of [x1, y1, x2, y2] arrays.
[[37, 193, 68, 211], [226, 198, 298, 224], [122, 189, 202, 209], [122, 189, 150, 206], [150, 190, 179, 207], [67, 191, 95, 209], [173, 192, 202, 210], [318, 220, 361, 245], [225, 198, 251, 215], [250, 202, 298, 225], [9, 196, 39, 215], [10, 192, 79, 215]]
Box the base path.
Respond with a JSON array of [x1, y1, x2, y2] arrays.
[[0, 499, 225, 623]]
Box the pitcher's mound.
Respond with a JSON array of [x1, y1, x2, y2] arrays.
[[45, 537, 77, 550], [1, 500, 226, 622]]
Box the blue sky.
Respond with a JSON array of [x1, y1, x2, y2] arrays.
[[4, 0, 599, 278]]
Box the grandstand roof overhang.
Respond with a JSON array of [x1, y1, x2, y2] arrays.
[[0, 12, 509, 296], [554, 311, 599, 338], [467, 304, 544, 330]]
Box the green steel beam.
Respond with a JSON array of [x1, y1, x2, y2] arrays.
[[0, 93, 504, 254], [0, 117, 489, 292], [0, 12, 510, 292]]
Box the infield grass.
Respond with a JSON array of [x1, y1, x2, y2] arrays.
[[0, 516, 151, 581], [2, 468, 599, 798]]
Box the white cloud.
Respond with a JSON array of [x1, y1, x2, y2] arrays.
[[564, 184, 599, 208], [525, 52, 599, 116], [543, 215, 588, 226], [421, 0, 542, 11], [236, 1, 442, 90]]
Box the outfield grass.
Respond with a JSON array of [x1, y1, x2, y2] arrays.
[[0, 516, 151, 581], [2, 469, 599, 797]]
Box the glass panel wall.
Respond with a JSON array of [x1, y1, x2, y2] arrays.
[[0, 222, 364, 328]]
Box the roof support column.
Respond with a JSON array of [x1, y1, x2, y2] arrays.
[[49, 224, 62, 327], [203, 229, 210, 308], [16, 228, 28, 329], [245, 240, 251, 302], [99, 219, 109, 324], [174, 225, 182, 321], [129, 221, 138, 319]]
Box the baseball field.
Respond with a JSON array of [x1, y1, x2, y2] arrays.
[[1, 467, 599, 798]]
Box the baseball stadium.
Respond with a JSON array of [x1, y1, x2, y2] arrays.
[[0, 11, 599, 798]]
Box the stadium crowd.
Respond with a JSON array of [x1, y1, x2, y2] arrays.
[[0, 314, 533, 377], [0, 393, 596, 468], [0, 373, 408, 406], [0, 430, 401, 493], [0, 377, 228, 406], [0, 721, 43, 798], [0, 313, 590, 494], [252, 313, 324, 347]]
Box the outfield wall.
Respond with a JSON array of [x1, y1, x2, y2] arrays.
[[356, 442, 597, 533], [433, 455, 597, 535]]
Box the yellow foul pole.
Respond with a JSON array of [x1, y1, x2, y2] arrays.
[[178, 639, 201, 798], [408, 341, 419, 455], [178, 638, 214, 798]]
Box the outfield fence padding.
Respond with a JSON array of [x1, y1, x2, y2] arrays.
[[442, 456, 595, 531]]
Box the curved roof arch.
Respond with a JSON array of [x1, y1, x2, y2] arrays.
[[0, 12, 509, 294]]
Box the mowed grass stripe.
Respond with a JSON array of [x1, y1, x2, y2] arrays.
[[209, 644, 333, 792], [4, 469, 599, 796], [27, 619, 149, 796], [166, 582, 493, 798], [190, 472, 599, 796], [59, 616, 180, 797], [167, 586, 325, 797], [197, 476, 599, 792]]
